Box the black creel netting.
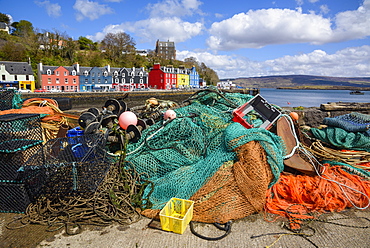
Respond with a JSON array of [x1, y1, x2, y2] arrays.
[[18, 133, 114, 202], [0, 181, 30, 213], [0, 114, 43, 181], [0, 144, 42, 181], [0, 114, 43, 152], [0, 89, 23, 111]]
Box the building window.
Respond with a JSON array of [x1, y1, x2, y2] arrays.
[[56, 71, 59, 76], [72, 70, 76, 76], [64, 71, 67, 76], [48, 78, 51, 84], [56, 78, 60, 84], [84, 71, 88, 76], [47, 69, 51, 75], [26, 75, 29, 80], [92, 72, 95, 77], [73, 79, 76, 84], [66, 86, 69, 90], [65, 78, 68, 84], [1, 75, 5, 80], [85, 79, 88, 83], [15, 75, 18, 80]]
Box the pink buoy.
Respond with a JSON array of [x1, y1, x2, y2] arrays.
[[164, 109, 176, 120], [119, 111, 138, 129]]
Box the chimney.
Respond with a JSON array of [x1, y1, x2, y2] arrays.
[[107, 64, 110, 72], [75, 62, 80, 73], [38, 62, 43, 72]]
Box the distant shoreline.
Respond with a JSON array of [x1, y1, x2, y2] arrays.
[[276, 86, 370, 90]]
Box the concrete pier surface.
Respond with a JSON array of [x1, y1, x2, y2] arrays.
[[1, 209, 369, 247]]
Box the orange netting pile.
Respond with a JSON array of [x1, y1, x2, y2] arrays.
[[142, 140, 273, 223], [265, 164, 370, 229]]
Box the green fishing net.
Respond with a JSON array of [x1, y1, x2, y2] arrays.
[[311, 126, 370, 152], [125, 89, 286, 209]]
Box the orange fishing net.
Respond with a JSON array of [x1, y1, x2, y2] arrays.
[[265, 164, 370, 229], [141, 140, 273, 223]]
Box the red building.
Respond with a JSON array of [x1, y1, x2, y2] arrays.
[[148, 64, 177, 90], [38, 63, 79, 92]]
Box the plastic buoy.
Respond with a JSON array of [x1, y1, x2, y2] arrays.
[[290, 112, 299, 121], [119, 111, 138, 129], [164, 109, 177, 120]]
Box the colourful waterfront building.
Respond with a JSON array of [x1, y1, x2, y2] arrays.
[[115, 67, 149, 91], [1, 61, 36, 91], [38, 63, 79, 92], [176, 66, 190, 89], [187, 66, 200, 88], [148, 63, 177, 90]]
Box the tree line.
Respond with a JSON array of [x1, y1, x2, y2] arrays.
[[0, 13, 219, 85]]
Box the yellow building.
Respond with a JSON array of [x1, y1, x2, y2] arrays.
[[176, 67, 190, 88]]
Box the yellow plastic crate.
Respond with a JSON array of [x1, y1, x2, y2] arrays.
[[159, 198, 194, 234]]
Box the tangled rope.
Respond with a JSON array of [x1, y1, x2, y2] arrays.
[[305, 141, 370, 170], [6, 161, 153, 235]]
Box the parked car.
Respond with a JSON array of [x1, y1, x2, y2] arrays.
[[34, 88, 49, 93], [49, 89, 62, 93], [18, 89, 31, 93]]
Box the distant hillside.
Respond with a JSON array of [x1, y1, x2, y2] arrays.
[[223, 75, 370, 89]]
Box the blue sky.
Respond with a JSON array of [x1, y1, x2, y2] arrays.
[[1, 0, 370, 79]]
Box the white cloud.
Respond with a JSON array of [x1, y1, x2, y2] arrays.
[[177, 45, 370, 78], [147, 0, 203, 18], [331, 0, 370, 41], [73, 0, 114, 21], [207, 0, 370, 50], [91, 17, 203, 43], [265, 45, 370, 77], [319, 4, 329, 14], [87, 24, 125, 41], [207, 8, 332, 50], [35, 1, 62, 17]]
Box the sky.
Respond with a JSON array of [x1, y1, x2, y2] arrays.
[[1, 0, 370, 79]]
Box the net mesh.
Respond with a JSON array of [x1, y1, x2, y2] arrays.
[[18, 133, 113, 202], [323, 112, 370, 135], [125, 89, 286, 221], [0, 89, 23, 111]]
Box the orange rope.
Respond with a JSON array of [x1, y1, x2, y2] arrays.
[[265, 165, 370, 229]]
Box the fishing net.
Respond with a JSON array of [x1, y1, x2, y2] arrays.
[[323, 112, 370, 135], [18, 133, 113, 202], [125, 89, 286, 223], [0, 89, 23, 111], [310, 126, 370, 152], [265, 164, 370, 230]]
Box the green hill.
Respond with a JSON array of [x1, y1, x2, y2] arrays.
[[224, 75, 370, 89]]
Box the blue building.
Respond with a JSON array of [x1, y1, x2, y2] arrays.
[[187, 66, 200, 88], [79, 65, 118, 92]]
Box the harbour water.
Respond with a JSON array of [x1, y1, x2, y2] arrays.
[[259, 88, 370, 107]]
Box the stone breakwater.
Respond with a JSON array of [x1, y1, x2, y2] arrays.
[[22, 90, 198, 110]]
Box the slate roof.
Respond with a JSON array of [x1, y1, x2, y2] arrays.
[[0, 61, 33, 75]]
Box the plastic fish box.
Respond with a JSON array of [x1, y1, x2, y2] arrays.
[[159, 198, 194, 234], [0, 181, 31, 213]]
